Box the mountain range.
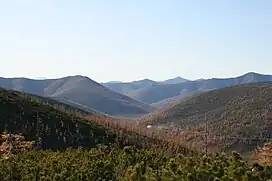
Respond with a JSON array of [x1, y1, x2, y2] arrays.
[[0, 72, 272, 159], [0, 72, 271, 116], [0, 75, 154, 116], [103, 72, 272, 108], [101, 77, 189, 95]]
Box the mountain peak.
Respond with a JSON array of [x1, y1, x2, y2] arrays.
[[61, 75, 108, 89], [62, 75, 97, 83], [65, 75, 88, 79], [161, 76, 189, 84], [243, 72, 260, 76], [104, 81, 123, 84], [131, 79, 158, 86], [132, 78, 155, 83], [35, 77, 47, 80]]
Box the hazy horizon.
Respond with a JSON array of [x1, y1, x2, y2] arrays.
[[0, 71, 270, 83], [1, 0, 271, 82]]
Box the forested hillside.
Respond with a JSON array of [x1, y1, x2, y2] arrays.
[[139, 82, 272, 154], [0, 87, 271, 180], [0, 88, 189, 152]]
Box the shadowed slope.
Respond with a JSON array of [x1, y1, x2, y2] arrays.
[[0, 88, 192, 154]]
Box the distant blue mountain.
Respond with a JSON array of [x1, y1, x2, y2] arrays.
[[104, 81, 123, 83], [35, 77, 48, 80], [160, 76, 189, 84], [126, 72, 272, 108]]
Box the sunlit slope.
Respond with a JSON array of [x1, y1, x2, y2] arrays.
[[139, 82, 272, 153]]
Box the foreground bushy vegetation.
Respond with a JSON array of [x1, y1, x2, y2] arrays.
[[0, 146, 271, 181]]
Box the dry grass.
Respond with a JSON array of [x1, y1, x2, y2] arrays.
[[255, 142, 272, 164], [0, 133, 34, 159]]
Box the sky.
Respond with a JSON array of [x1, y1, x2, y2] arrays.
[[0, 0, 271, 82]]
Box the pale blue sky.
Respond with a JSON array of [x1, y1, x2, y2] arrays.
[[1, 0, 271, 82]]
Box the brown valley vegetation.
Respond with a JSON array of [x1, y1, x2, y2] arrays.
[[0, 84, 272, 180], [138, 82, 272, 155]]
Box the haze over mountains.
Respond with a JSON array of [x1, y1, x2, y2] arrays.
[[159, 76, 189, 84], [0, 76, 154, 116], [101, 79, 159, 96], [0, 72, 271, 116], [103, 72, 272, 108], [1, 72, 272, 157]]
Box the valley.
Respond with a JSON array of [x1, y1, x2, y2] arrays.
[[2, 0, 271, 179], [1, 73, 272, 155], [0, 73, 272, 180]]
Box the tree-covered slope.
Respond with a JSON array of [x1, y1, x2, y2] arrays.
[[138, 82, 272, 154], [0, 88, 190, 153], [0, 88, 113, 149], [0, 88, 271, 181]]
